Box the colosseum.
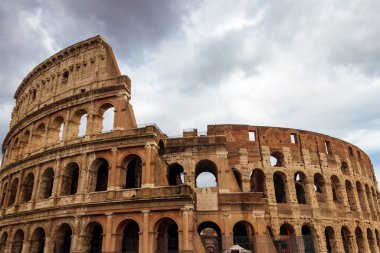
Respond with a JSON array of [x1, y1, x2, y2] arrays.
[[0, 35, 379, 253]]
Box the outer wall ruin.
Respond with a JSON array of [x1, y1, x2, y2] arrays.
[[0, 36, 379, 253]]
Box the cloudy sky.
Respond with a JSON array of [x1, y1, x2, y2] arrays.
[[1, 0, 380, 180]]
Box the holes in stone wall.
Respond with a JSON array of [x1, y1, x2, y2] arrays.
[[290, 133, 298, 144], [324, 141, 332, 155], [248, 131, 256, 141]]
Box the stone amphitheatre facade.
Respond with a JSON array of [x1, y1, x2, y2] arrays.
[[0, 36, 379, 253]]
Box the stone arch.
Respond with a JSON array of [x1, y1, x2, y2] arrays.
[[250, 169, 265, 194], [197, 221, 223, 253], [115, 219, 141, 253], [325, 226, 337, 253], [38, 168, 54, 200], [54, 223, 73, 253], [233, 221, 254, 251], [7, 177, 19, 207], [279, 223, 297, 253], [30, 227, 45, 253], [88, 158, 109, 192], [341, 226, 351, 253], [20, 172, 34, 203], [294, 171, 307, 204], [365, 184, 374, 213], [167, 163, 184, 186], [232, 168, 243, 192], [273, 171, 287, 203], [345, 180, 357, 211], [60, 162, 80, 195], [82, 221, 103, 253], [99, 103, 115, 133], [154, 218, 179, 253], [121, 154, 142, 189], [19, 130, 30, 155], [301, 224, 316, 253], [50, 116, 65, 144], [341, 161, 349, 175], [330, 175, 343, 203], [367, 228, 377, 253], [12, 229, 24, 253], [356, 181, 367, 212], [0, 231, 8, 252], [12, 137, 20, 159], [70, 109, 88, 138], [158, 139, 165, 156], [0, 182, 8, 207], [195, 159, 218, 188], [270, 151, 284, 167], [355, 226, 365, 253], [33, 123, 46, 150], [314, 173, 326, 203], [375, 229, 380, 252]]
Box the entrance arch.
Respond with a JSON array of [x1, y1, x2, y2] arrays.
[[30, 227, 45, 253], [55, 223, 73, 253], [198, 221, 222, 253], [233, 221, 254, 251], [325, 226, 337, 253], [120, 220, 140, 253], [155, 218, 179, 253]]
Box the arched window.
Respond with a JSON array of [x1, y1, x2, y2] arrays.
[[330, 175, 343, 203], [198, 221, 222, 253], [122, 156, 142, 189], [167, 163, 184, 186], [88, 158, 109, 192], [56, 223, 72, 253], [367, 228, 377, 253], [302, 225, 316, 253], [30, 227, 45, 253], [61, 163, 80, 196], [100, 104, 115, 132], [294, 172, 307, 204], [155, 218, 179, 253], [325, 226, 337, 253], [12, 230, 24, 253], [279, 224, 296, 252], [273, 172, 287, 203], [120, 220, 140, 253], [19, 130, 30, 155], [356, 182, 367, 212], [33, 123, 46, 150], [39, 168, 54, 200], [50, 116, 65, 144], [0, 232, 8, 253], [233, 221, 254, 251], [365, 184, 374, 213], [195, 160, 218, 188], [270, 151, 284, 167], [341, 161, 349, 175], [85, 222, 103, 253], [232, 169, 243, 192], [0, 182, 8, 207], [250, 169, 265, 194], [20, 173, 34, 203], [7, 178, 19, 207], [341, 226, 351, 253], [314, 173, 326, 203], [70, 109, 87, 138], [355, 227, 365, 253], [345, 180, 357, 211]]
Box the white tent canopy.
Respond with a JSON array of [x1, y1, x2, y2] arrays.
[[223, 244, 252, 253]]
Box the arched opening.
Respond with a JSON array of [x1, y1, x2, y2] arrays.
[[233, 221, 254, 251], [86, 222, 103, 253], [355, 227, 365, 253], [12, 137, 19, 159], [50, 116, 65, 144], [341, 226, 351, 253], [155, 218, 179, 253], [33, 123, 46, 150], [330, 176, 343, 203], [345, 180, 356, 211], [314, 173, 326, 203], [250, 169, 265, 194], [19, 130, 30, 155], [294, 172, 307, 204], [100, 104, 115, 132], [198, 221, 222, 253], [39, 168, 54, 200], [341, 161, 349, 175], [270, 151, 284, 167], [325, 226, 337, 253], [167, 163, 184, 186], [0, 182, 8, 207], [372, 188, 379, 214], [78, 112, 88, 137], [0, 232, 8, 252], [55, 223, 72, 253], [20, 173, 34, 203], [158, 140, 165, 156], [375, 229, 380, 252], [367, 228, 376, 253], [279, 224, 296, 253], [121, 220, 140, 253], [60, 163, 79, 196], [273, 172, 287, 203], [7, 178, 19, 207], [88, 158, 109, 192], [68, 109, 87, 139], [195, 160, 218, 188], [30, 227, 45, 253], [122, 155, 142, 189], [232, 169, 243, 192], [356, 182, 367, 212], [365, 184, 374, 213], [12, 230, 24, 253], [301, 225, 316, 253]]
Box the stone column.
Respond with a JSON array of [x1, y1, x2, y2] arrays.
[[182, 208, 189, 251], [142, 210, 150, 253], [31, 164, 41, 207], [142, 143, 154, 188], [14, 170, 25, 211], [78, 153, 88, 194], [52, 158, 61, 201], [104, 212, 114, 252], [108, 148, 118, 190]]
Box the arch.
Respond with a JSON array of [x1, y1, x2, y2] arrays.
[[50, 116, 65, 144], [158, 140, 165, 156], [365, 184, 374, 213], [330, 175, 343, 203], [39, 168, 54, 200], [325, 226, 337, 253], [356, 181, 367, 212], [19, 130, 30, 154], [375, 229, 380, 252], [117, 219, 140, 253], [345, 180, 357, 211], [233, 221, 254, 251], [0, 182, 8, 207], [250, 169, 265, 194], [55, 223, 73, 253], [77, 111, 88, 137], [12, 229, 24, 253], [197, 221, 222, 253], [341, 226, 351, 253], [100, 103, 115, 132], [0, 232, 8, 253], [68, 109, 88, 138], [33, 123, 46, 150], [195, 160, 218, 188], [301, 225, 316, 253], [279, 223, 297, 253], [355, 227, 365, 253], [314, 173, 326, 203], [155, 218, 179, 253], [273, 172, 287, 203], [83, 222, 103, 253], [12, 137, 19, 159], [121, 155, 142, 189], [341, 161, 349, 175], [88, 158, 109, 192], [367, 228, 377, 253], [294, 171, 307, 204], [30, 227, 45, 253], [20, 172, 34, 203], [61, 162, 80, 196], [7, 178, 19, 207], [167, 163, 184, 186], [270, 151, 284, 167], [232, 169, 243, 192]]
